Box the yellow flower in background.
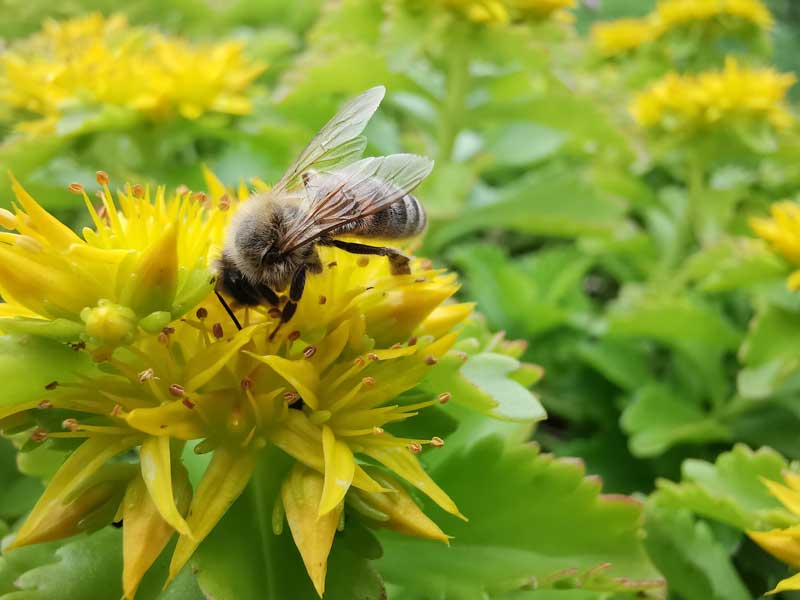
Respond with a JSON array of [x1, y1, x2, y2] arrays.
[[630, 58, 795, 135], [440, 0, 510, 24], [508, 0, 575, 21], [749, 471, 800, 593], [0, 169, 236, 357], [433, 0, 573, 24], [653, 0, 774, 35], [0, 169, 473, 598], [591, 18, 656, 56], [0, 13, 265, 134], [750, 201, 800, 290]]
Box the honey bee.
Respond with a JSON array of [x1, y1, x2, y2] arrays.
[[215, 86, 432, 338]]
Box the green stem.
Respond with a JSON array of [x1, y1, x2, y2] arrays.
[[436, 26, 471, 163]]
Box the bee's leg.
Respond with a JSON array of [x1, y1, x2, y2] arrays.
[[269, 267, 307, 341], [326, 240, 411, 275], [214, 290, 243, 331]]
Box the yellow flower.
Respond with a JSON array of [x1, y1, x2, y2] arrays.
[[507, 0, 575, 21], [750, 201, 800, 290], [439, 0, 510, 24], [749, 471, 800, 593], [630, 58, 796, 135], [0, 173, 473, 598], [431, 0, 573, 24], [591, 18, 656, 57], [0, 169, 236, 357], [0, 13, 265, 134], [652, 0, 774, 35]]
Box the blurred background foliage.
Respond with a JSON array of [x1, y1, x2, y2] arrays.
[[5, 0, 800, 598]]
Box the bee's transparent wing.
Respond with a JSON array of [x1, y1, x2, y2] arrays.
[[272, 86, 386, 194], [280, 154, 433, 251]]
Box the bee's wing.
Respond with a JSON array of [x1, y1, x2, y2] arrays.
[[272, 86, 386, 194], [280, 154, 433, 252]]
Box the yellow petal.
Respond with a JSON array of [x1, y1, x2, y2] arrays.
[[139, 436, 192, 536], [418, 302, 474, 338], [168, 443, 257, 583], [202, 164, 227, 202], [250, 354, 319, 409], [122, 467, 191, 600], [762, 477, 800, 515], [351, 470, 449, 543], [784, 470, 800, 492], [11, 435, 139, 548], [749, 526, 800, 568], [281, 464, 342, 597], [319, 425, 354, 517], [8, 172, 82, 250], [772, 570, 800, 594], [184, 326, 262, 391], [126, 402, 205, 440], [361, 439, 465, 520], [123, 223, 179, 315]]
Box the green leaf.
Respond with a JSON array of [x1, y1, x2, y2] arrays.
[[681, 237, 786, 293], [0, 336, 95, 414], [484, 122, 567, 167], [193, 445, 385, 600], [376, 437, 664, 598], [576, 339, 652, 392], [620, 384, 730, 458], [0, 438, 42, 521], [643, 496, 751, 600], [654, 444, 795, 531]]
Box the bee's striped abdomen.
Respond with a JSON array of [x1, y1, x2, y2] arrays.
[[333, 193, 426, 240]]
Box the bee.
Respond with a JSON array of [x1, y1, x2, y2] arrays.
[[215, 86, 433, 338]]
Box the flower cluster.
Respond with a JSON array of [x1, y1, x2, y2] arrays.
[[750, 201, 800, 290], [435, 0, 574, 25], [0, 171, 474, 598], [630, 58, 796, 136], [591, 0, 772, 57], [749, 471, 800, 592], [0, 13, 266, 134]]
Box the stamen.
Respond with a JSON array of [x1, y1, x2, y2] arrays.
[[45, 380, 58, 391], [169, 384, 186, 397], [218, 194, 231, 211], [268, 308, 282, 319], [438, 392, 451, 404], [176, 184, 190, 196], [67, 182, 84, 194], [138, 368, 155, 383], [372, 426, 384, 435], [192, 192, 208, 206], [31, 428, 48, 443], [196, 307, 208, 320], [212, 323, 224, 338], [241, 377, 253, 390], [110, 404, 123, 417], [354, 357, 366, 367], [407, 442, 422, 454], [390, 343, 402, 350], [367, 353, 379, 361], [303, 345, 317, 359], [318, 295, 327, 305], [283, 391, 299, 404], [69, 341, 86, 351], [95, 171, 110, 185], [362, 376, 376, 387], [182, 398, 196, 409], [357, 257, 369, 267], [431, 436, 445, 448], [408, 336, 418, 346], [62, 418, 80, 432], [420, 259, 433, 269], [415, 277, 427, 283], [424, 355, 438, 365], [287, 330, 301, 343], [328, 261, 338, 268], [131, 184, 145, 198], [37, 400, 53, 409]]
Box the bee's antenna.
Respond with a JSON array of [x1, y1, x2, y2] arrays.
[[215, 290, 242, 331]]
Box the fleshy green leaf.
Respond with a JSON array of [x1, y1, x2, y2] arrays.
[[655, 444, 796, 531], [376, 436, 664, 598]]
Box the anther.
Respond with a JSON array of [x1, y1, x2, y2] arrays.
[[182, 398, 196, 409], [131, 184, 145, 198], [303, 345, 317, 359], [354, 357, 366, 367], [241, 377, 253, 390], [415, 277, 427, 283], [283, 391, 299, 404], [420, 259, 433, 269], [169, 384, 185, 397], [390, 343, 402, 349], [37, 399, 53, 409], [287, 330, 301, 343], [62, 418, 79, 432], [212, 323, 224, 338], [424, 355, 438, 365], [372, 426, 384, 435], [69, 340, 86, 351], [138, 368, 155, 383], [431, 436, 445, 448], [218, 194, 231, 211], [163, 326, 176, 335], [196, 307, 208, 320], [362, 376, 376, 387], [318, 295, 327, 305], [357, 257, 369, 267], [158, 331, 170, 345], [95, 171, 109, 185], [367, 353, 379, 361], [407, 442, 422, 454], [110, 404, 123, 417], [408, 336, 418, 346], [176, 184, 190, 196], [192, 192, 208, 205], [67, 182, 84, 194], [438, 392, 451, 405], [31, 428, 48, 443], [327, 261, 338, 269], [268, 308, 282, 319], [45, 380, 58, 391]]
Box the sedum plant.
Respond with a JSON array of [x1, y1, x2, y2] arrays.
[[0, 103, 662, 597]]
